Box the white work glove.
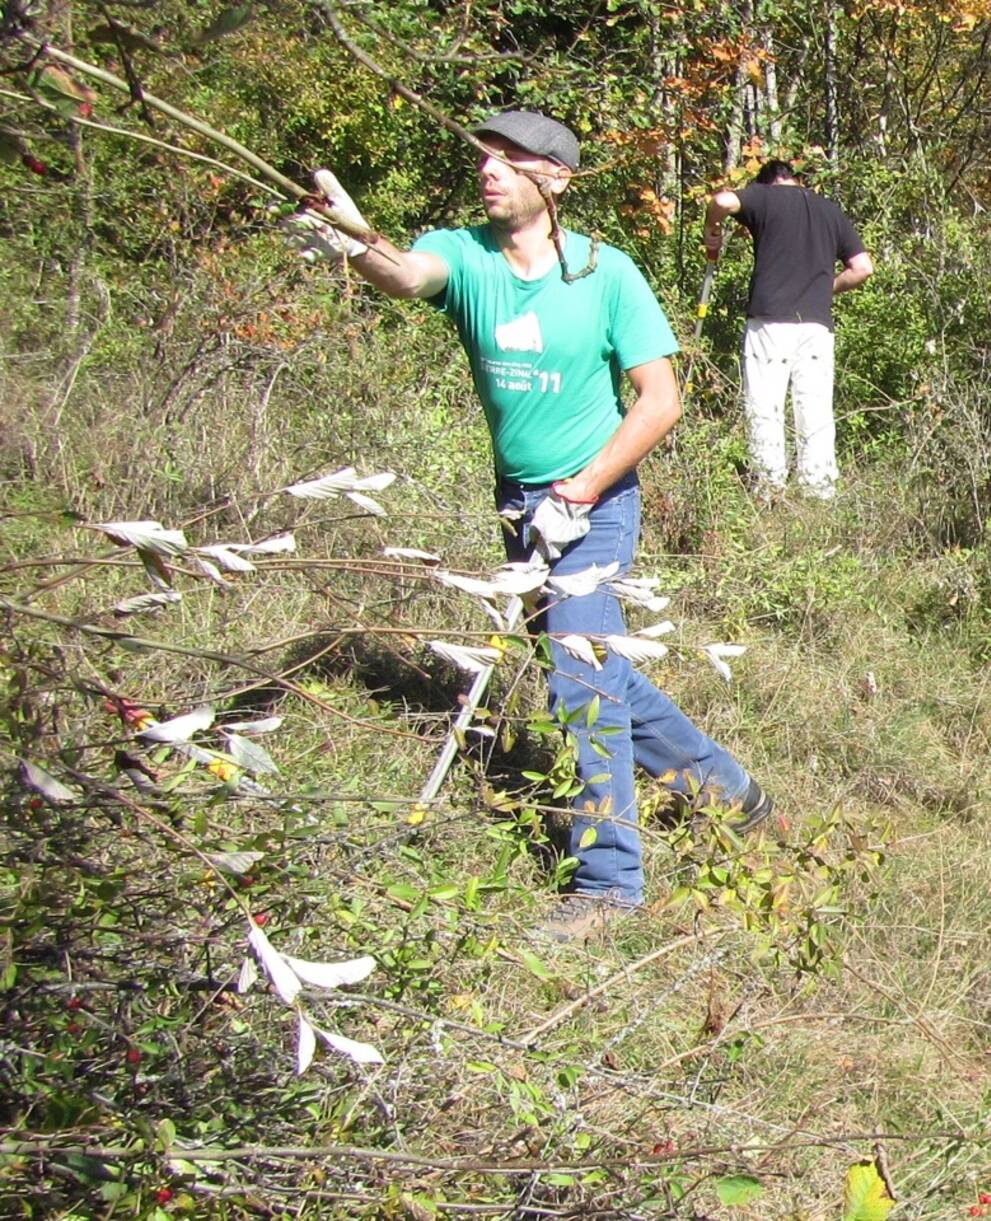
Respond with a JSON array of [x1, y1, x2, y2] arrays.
[[530, 482, 597, 560], [281, 169, 369, 263]]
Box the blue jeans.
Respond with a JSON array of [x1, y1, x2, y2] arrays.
[[497, 471, 751, 904]]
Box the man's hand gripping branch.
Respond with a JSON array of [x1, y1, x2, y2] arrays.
[[281, 169, 448, 300]]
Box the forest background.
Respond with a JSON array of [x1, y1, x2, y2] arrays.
[[5, 0, 991, 1217]]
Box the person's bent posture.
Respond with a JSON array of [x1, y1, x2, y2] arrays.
[[287, 111, 772, 941], [704, 160, 873, 501]]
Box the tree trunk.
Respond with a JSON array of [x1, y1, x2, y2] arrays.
[[824, 0, 840, 166]]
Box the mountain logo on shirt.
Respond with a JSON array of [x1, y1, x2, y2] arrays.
[[494, 312, 543, 354]]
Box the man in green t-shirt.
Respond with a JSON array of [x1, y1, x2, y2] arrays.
[[285, 110, 772, 941]]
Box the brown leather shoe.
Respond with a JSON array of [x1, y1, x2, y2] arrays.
[[535, 893, 639, 944], [729, 778, 774, 835]]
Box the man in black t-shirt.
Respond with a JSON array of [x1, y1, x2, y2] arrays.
[[703, 160, 873, 500]]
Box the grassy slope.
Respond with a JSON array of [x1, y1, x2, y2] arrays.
[[4, 237, 991, 1219]]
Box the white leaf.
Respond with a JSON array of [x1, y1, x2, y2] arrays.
[[705, 654, 732, 681], [490, 559, 550, 595], [284, 467, 357, 498], [223, 716, 284, 735], [433, 569, 500, 598], [194, 545, 256, 573], [223, 733, 279, 775], [636, 620, 676, 638], [113, 591, 182, 615], [345, 490, 386, 516], [138, 549, 175, 591], [702, 642, 747, 684], [248, 924, 301, 1005], [704, 643, 748, 659], [610, 579, 670, 613], [227, 533, 296, 555], [605, 635, 669, 664], [467, 725, 497, 738], [383, 546, 442, 563], [548, 561, 621, 599], [428, 640, 502, 674], [476, 598, 506, 631], [237, 957, 258, 993], [556, 634, 602, 670], [205, 850, 265, 875], [297, 1013, 317, 1074], [351, 471, 396, 492], [176, 742, 215, 766], [138, 705, 215, 744], [91, 520, 188, 556], [641, 595, 672, 613], [613, 575, 663, 594], [19, 759, 77, 804], [314, 1024, 385, 1065], [282, 953, 376, 989], [191, 556, 233, 588]]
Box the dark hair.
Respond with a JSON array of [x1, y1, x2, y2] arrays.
[[755, 159, 795, 185]]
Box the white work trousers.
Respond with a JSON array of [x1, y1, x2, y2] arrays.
[[742, 319, 838, 499]]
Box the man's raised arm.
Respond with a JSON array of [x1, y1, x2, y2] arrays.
[[283, 169, 449, 301], [702, 189, 741, 258]]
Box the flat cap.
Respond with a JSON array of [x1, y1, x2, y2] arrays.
[[473, 110, 580, 171]]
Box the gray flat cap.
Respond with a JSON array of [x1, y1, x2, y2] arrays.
[[473, 110, 580, 171]]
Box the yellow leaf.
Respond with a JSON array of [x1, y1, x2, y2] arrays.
[[406, 804, 428, 826], [843, 1159, 896, 1221]]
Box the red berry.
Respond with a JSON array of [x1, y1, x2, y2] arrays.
[[155, 1188, 174, 1205], [980, 1196, 991, 1206], [253, 912, 269, 927], [66, 996, 82, 1010], [125, 1047, 141, 1065], [969, 1207, 983, 1216], [239, 875, 255, 889], [21, 154, 47, 176], [66, 1021, 83, 1035]]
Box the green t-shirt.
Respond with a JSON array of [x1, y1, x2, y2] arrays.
[[412, 225, 678, 483]]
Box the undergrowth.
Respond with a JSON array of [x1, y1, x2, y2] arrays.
[[5, 245, 991, 1220]]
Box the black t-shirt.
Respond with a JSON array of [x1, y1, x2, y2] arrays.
[[735, 183, 865, 329]]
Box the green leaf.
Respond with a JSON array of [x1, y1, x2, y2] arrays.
[[578, 826, 598, 850], [0, 132, 23, 165], [715, 1174, 764, 1206], [843, 1160, 896, 1221], [154, 1118, 176, 1150], [428, 884, 459, 902], [192, 5, 254, 44], [519, 948, 554, 981], [61, 1153, 119, 1183], [464, 876, 480, 910], [585, 695, 600, 727], [88, 23, 165, 53]]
